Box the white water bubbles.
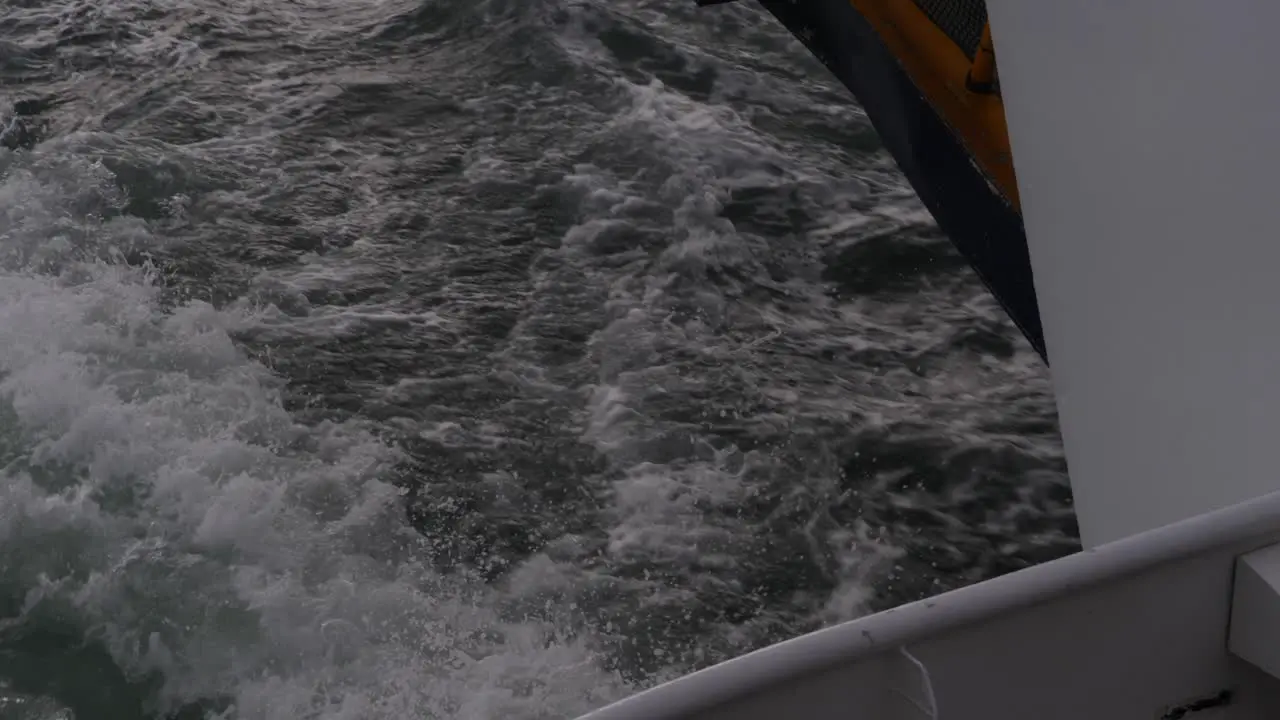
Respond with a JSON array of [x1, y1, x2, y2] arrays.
[[0, 133, 627, 720]]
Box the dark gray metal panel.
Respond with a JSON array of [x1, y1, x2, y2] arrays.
[[911, 0, 988, 58]]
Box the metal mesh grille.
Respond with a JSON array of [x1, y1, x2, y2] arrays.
[[911, 0, 987, 59]]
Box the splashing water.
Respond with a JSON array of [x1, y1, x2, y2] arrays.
[[0, 0, 1074, 717], [0, 147, 630, 719]]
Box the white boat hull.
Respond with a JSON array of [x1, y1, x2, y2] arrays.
[[577, 491, 1280, 719]]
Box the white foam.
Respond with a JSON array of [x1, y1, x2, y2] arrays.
[[0, 146, 629, 719]]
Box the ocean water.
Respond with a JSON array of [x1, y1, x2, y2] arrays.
[[0, 0, 1077, 718]]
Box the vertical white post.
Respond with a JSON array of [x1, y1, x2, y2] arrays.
[[986, 0, 1280, 547]]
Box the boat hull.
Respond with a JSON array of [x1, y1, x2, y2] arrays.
[[740, 0, 1045, 359], [574, 490, 1280, 719]]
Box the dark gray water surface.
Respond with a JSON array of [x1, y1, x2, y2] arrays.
[[0, 1, 1075, 717]]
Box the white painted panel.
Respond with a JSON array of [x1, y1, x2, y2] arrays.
[[985, 0, 1280, 547]]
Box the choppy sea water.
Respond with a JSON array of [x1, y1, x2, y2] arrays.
[[0, 0, 1077, 718]]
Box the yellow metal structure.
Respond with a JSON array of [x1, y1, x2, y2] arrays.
[[848, 0, 1018, 208], [967, 22, 997, 93]]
